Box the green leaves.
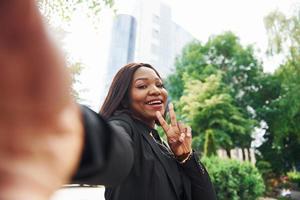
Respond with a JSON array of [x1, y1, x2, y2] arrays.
[[264, 9, 300, 60], [202, 156, 265, 200], [38, 0, 114, 26], [178, 73, 252, 151], [167, 32, 261, 154], [254, 9, 300, 174]]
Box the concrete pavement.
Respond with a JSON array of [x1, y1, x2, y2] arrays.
[[50, 186, 105, 200]]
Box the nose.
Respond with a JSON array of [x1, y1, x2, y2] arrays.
[[149, 85, 161, 95]]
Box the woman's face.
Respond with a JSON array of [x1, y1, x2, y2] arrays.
[[129, 67, 168, 127]]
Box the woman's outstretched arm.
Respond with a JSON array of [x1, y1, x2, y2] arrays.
[[72, 106, 133, 186], [0, 1, 133, 199]]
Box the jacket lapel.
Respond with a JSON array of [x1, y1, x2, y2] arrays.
[[141, 129, 181, 199]]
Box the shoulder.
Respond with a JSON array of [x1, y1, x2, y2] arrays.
[[108, 112, 135, 137], [109, 111, 132, 122]]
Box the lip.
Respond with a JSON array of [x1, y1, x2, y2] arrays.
[[145, 98, 163, 104], [144, 98, 164, 110], [145, 103, 164, 110]]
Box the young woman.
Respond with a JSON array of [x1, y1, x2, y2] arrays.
[[100, 63, 216, 200]]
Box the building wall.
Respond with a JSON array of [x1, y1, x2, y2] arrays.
[[115, 0, 195, 78], [106, 14, 137, 84], [217, 148, 256, 164], [103, 0, 196, 104]]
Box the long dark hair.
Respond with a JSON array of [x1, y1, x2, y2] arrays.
[[99, 62, 161, 119]]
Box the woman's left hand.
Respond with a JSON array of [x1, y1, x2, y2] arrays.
[[156, 103, 192, 159]]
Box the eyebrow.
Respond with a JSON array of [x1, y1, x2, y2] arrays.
[[134, 77, 161, 82]]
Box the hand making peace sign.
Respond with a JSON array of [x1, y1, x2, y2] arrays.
[[156, 103, 192, 160]]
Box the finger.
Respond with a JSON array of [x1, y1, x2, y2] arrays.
[[156, 111, 170, 135], [179, 123, 192, 152], [178, 122, 186, 135], [186, 126, 192, 138], [168, 137, 177, 144], [168, 103, 177, 127], [178, 132, 185, 143], [186, 126, 192, 151]]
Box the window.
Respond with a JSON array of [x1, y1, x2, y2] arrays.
[[151, 43, 159, 55], [152, 14, 159, 24], [152, 29, 159, 39]]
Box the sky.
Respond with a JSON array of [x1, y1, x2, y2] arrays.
[[61, 0, 299, 110], [167, 0, 299, 70]]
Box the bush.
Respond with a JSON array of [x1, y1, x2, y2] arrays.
[[204, 129, 217, 157], [256, 160, 273, 178], [287, 171, 300, 188], [256, 160, 276, 194], [192, 135, 204, 153], [201, 156, 265, 200]]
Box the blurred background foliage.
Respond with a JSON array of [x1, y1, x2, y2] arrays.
[[202, 156, 265, 200], [37, 0, 115, 100], [166, 8, 300, 199]]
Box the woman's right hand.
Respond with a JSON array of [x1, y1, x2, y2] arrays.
[[156, 103, 192, 160]]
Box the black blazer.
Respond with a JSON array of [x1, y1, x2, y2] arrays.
[[105, 112, 216, 200], [73, 107, 216, 200], [73, 106, 134, 186]]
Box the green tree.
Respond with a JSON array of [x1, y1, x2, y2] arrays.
[[167, 32, 261, 157], [255, 9, 300, 174], [167, 32, 263, 105], [37, 0, 115, 101], [256, 63, 300, 174], [178, 73, 253, 157], [264, 9, 300, 59], [204, 129, 217, 157], [38, 0, 114, 25]]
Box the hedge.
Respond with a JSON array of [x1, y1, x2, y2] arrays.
[[201, 156, 265, 200]]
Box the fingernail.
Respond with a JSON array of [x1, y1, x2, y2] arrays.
[[179, 136, 184, 142], [169, 138, 176, 143], [179, 133, 185, 141]]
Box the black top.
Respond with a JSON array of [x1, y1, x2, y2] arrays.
[[73, 106, 216, 200], [105, 111, 216, 200], [72, 106, 134, 186], [150, 127, 185, 199]]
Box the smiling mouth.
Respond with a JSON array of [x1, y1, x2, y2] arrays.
[[146, 100, 163, 105]]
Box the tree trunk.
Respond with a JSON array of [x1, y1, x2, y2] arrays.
[[242, 148, 246, 161], [226, 148, 231, 158], [247, 148, 251, 162]]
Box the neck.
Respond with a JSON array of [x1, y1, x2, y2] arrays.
[[147, 121, 155, 128], [131, 115, 155, 128]]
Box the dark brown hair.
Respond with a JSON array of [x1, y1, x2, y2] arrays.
[[99, 62, 161, 119]]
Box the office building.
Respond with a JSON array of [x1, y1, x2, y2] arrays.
[[106, 14, 137, 84], [107, 0, 195, 79]]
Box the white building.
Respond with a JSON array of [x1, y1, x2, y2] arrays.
[[108, 0, 196, 79], [106, 14, 137, 84]]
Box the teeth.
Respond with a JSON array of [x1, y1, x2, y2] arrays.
[[147, 100, 162, 105]]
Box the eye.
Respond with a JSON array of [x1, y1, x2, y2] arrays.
[[137, 85, 147, 89], [156, 83, 164, 88]]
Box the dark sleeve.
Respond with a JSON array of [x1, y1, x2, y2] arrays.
[[72, 105, 134, 187], [181, 152, 217, 200]]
